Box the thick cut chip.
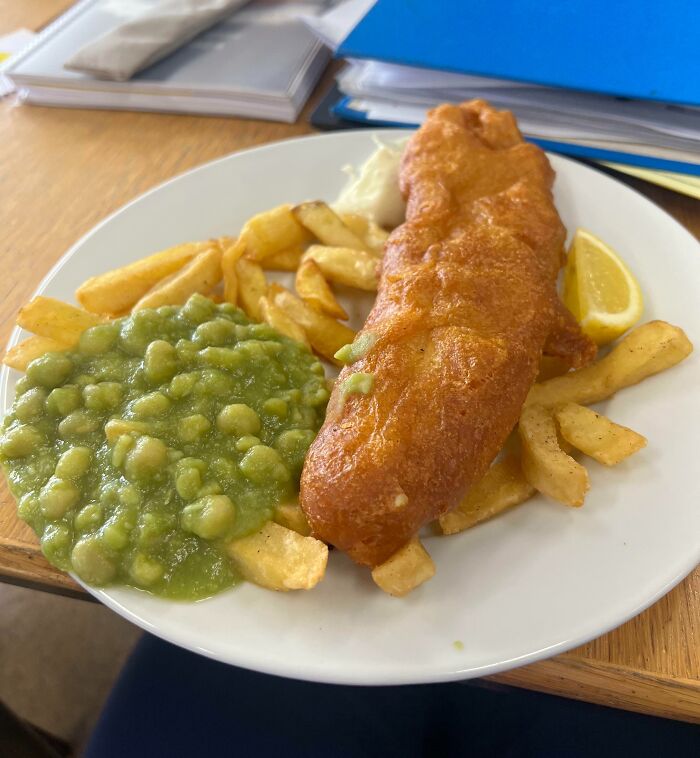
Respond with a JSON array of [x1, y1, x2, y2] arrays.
[[221, 238, 245, 304], [259, 295, 309, 347], [235, 258, 267, 321], [268, 284, 355, 363], [526, 321, 692, 408], [3, 336, 71, 371], [227, 521, 328, 591], [439, 455, 535, 535], [292, 201, 371, 252], [76, 241, 209, 315], [519, 404, 590, 507], [17, 297, 105, 343], [371, 537, 436, 597], [338, 213, 389, 255], [302, 245, 378, 291], [261, 246, 304, 272], [555, 403, 647, 466], [240, 205, 312, 262], [132, 247, 222, 310], [273, 502, 312, 537], [295, 258, 348, 320]]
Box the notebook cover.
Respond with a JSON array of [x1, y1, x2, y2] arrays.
[[338, 0, 700, 107]]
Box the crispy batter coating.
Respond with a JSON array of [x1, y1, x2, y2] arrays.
[[300, 101, 595, 567]]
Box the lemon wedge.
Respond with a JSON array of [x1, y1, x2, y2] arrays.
[[563, 229, 643, 345]]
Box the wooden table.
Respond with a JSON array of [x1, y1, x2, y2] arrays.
[[2, 0, 699, 725]]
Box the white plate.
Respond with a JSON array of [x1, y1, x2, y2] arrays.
[[3, 130, 700, 685]]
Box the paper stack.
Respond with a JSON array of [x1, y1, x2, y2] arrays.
[[307, 0, 700, 179]]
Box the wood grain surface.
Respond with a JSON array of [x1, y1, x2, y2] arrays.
[[1, 0, 698, 724]]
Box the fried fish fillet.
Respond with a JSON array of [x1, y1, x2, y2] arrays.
[[300, 101, 596, 567]]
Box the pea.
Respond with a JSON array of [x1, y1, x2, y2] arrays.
[[193, 319, 238, 346], [26, 353, 73, 388], [179, 293, 217, 324], [55, 447, 92, 479], [58, 410, 100, 437], [310, 361, 325, 376], [71, 537, 116, 585], [74, 503, 103, 531], [181, 495, 235, 539], [175, 340, 199, 364], [239, 445, 290, 484], [216, 404, 260, 436], [120, 310, 163, 356], [275, 429, 315, 474], [235, 435, 260, 453], [197, 480, 222, 497], [176, 457, 208, 474], [131, 391, 170, 418], [176, 468, 202, 500], [199, 347, 245, 371], [0, 425, 42, 458], [199, 370, 235, 397], [83, 382, 123, 411], [263, 398, 288, 419], [138, 512, 175, 546], [112, 434, 135, 469], [169, 372, 198, 399], [17, 494, 40, 522], [144, 340, 179, 384], [101, 521, 129, 551], [13, 388, 47, 422], [119, 485, 142, 508], [178, 415, 211, 443], [236, 340, 267, 361], [129, 554, 164, 586], [40, 477, 80, 519], [79, 324, 119, 355], [305, 384, 330, 407], [261, 341, 283, 357], [123, 436, 168, 481], [41, 525, 72, 568], [14, 376, 33, 395], [47, 386, 82, 416]]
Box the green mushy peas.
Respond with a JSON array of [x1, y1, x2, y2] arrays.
[[0, 294, 328, 599]]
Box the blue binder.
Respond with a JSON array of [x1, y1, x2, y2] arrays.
[[338, 0, 700, 106]]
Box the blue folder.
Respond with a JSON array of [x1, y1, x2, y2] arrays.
[[338, 0, 700, 106]]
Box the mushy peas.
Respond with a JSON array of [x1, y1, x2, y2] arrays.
[[0, 294, 328, 599]]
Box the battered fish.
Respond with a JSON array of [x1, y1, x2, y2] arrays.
[[300, 101, 595, 568]]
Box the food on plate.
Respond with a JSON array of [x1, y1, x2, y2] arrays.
[[258, 295, 309, 347], [295, 258, 349, 320], [18, 296, 105, 343], [555, 404, 647, 466], [370, 537, 435, 597], [236, 204, 312, 262], [0, 294, 329, 598], [132, 245, 222, 310], [300, 100, 597, 568], [261, 246, 305, 272], [519, 404, 590, 507], [563, 228, 644, 345], [333, 137, 408, 229], [525, 321, 692, 408], [439, 454, 535, 535], [235, 258, 267, 321], [268, 284, 355, 364], [302, 245, 379, 291], [292, 201, 373, 253], [1, 100, 695, 600], [337, 213, 390, 255], [4, 336, 74, 372], [76, 241, 211, 316], [227, 520, 327, 591]]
